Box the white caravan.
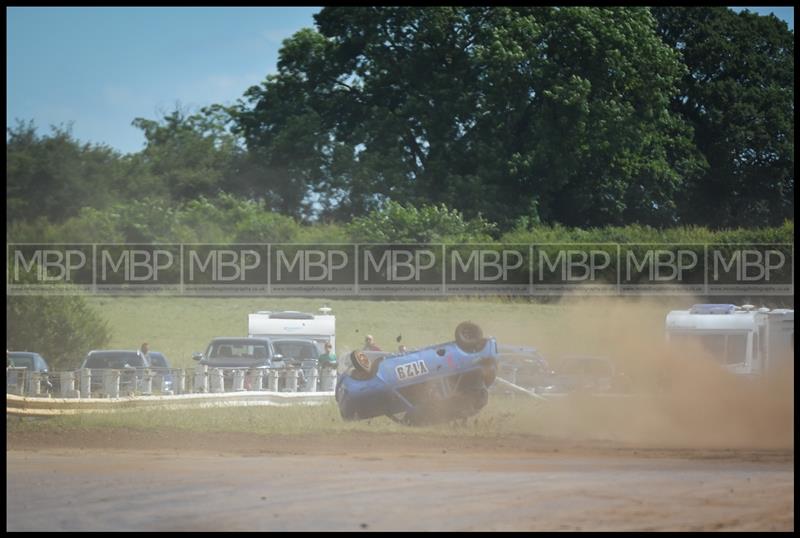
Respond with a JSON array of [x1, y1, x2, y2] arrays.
[[665, 304, 794, 376], [248, 307, 336, 353]]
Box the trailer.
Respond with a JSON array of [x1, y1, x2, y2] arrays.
[[665, 304, 794, 376], [248, 307, 336, 353]]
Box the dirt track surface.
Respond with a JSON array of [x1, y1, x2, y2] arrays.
[[6, 429, 794, 531]]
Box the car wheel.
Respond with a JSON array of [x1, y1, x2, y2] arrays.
[[351, 351, 371, 373], [455, 321, 485, 353]]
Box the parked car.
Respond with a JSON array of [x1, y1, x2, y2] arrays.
[[271, 338, 319, 364], [146, 351, 175, 393], [544, 355, 629, 394], [271, 338, 320, 390], [7, 351, 53, 393], [335, 321, 499, 425], [80, 350, 151, 396], [193, 337, 276, 391]]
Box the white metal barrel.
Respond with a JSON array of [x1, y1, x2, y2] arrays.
[[175, 369, 186, 394], [194, 364, 209, 393], [283, 368, 299, 392], [248, 369, 264, 391], [27, 371, 43, 396], [319, 367, 337, 392], [232, 369, 246, 391], [80, 368, 92, 398], [267, 369, 279, 392], [6, 367, 27, 395], [103, 369, 121, 398], [209, 368, 225, 393], [139, 369, 153, 395], [60, 371, 77, 397], [301, 362, 318, 392]]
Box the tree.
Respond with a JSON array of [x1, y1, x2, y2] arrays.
[[131, 105, 250, 202], [347, 200, 496, 243], [653, 7, 794, 227], [233, 7, 703, 228], [6, 262, 111, 369], [6, 121, 129, 223]]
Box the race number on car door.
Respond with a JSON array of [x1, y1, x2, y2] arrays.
[[396, 360, 429, 380]]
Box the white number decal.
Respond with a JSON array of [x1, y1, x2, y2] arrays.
[[395, 360, 429, 381]]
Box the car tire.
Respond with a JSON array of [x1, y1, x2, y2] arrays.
[[350, 351, 381, 380], [351, 351, 371, 372], [455, 321, 485, 353]]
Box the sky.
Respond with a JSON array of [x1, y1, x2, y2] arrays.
[[7, 7, 322, 154], [6, 6, 794, 156]]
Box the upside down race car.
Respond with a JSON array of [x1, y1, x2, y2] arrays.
[[335, 322, 499, 425]]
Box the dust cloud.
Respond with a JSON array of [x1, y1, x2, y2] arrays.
[[484, 296, 794, 450]]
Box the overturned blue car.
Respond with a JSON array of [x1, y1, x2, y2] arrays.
[[335, 322, 499, 425]]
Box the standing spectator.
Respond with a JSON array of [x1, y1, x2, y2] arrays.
[[318, 342, 338, 369], [363, 335, 381, 351], [140, 342, 151, 362]]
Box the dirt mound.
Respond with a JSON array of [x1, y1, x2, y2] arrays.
[[486, 296, 794, 450]]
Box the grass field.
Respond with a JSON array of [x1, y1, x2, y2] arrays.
[[7, 396, 549, 437], [12, 296, 792, 449], [4, 392, 715, 448], [87, 295, 682, 371]]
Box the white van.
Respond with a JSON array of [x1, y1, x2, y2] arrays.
[[248, 307, 336, 354], [665, 304, 794, 376]]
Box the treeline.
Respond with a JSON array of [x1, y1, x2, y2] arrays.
[[6, 6, 795, 235], [7, 195, 794, 245]]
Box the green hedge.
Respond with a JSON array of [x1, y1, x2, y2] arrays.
[[6, 195, 794, 245]]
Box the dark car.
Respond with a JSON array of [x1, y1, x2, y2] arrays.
[[147, 351, 175, 393], [194, 337, 275, 367], [80, 350, 151, 396], [271, 338, 322, 390], [7, 351, 53, 394], [335, 322, 499, 425], [193, 337, 275, 391], [271, 338, 319, 364]]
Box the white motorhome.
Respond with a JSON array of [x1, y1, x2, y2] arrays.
[[248, 307, 336, 353], [665, 304, 794, 376]]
